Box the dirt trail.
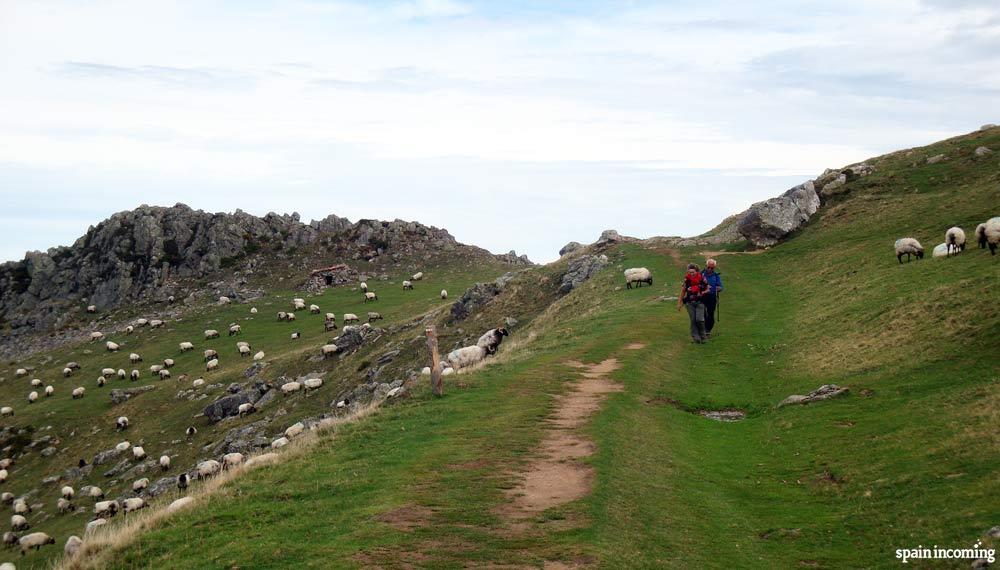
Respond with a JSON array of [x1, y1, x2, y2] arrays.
[[501, 358, 622, 519]]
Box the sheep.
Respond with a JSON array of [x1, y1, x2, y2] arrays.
[[94, 500, 119, 517], [219, 296, 231, 305], [324, 320, 338, 332], [27, 391, 38, 404], [985, 217, 1000, 255], [367, 312, 383, 323], [87, 305, 97, 313], [2, 531, 16, 548], [132, 446, 146, 460], [19, 532, 55, 553], [364, 292, 378, 303], [271, 437, 289, 448], [12, 500, 27, 514], [115, 441, 131, 452], [129, 352, 142, 363], [222, 453, 244, 470], [309, 304, 321, 314], [237, 403, 256, 417], [412, 272, 424, 281], [125, 325, 134, 334], [149, 319, 164, 328], [440, 289, 448, 299], [360, 282, 368, 292], [193, 378, 205, 388], [87, 486, 104, 499], [63, 367, 73, 377], [186, 426, 198, 438], [945, 226, 966, 256], [253, 351, 265, 361], [131, 478, 148, 492], [292, 298, 306, 310], [167, 295, 176, 303], [64, 535, 83, 558], [281, 381, 302, 395], [197, 459, 221, 479], [97, 376, 108, 387], [135, 318, 148, 327], [204, 349, 219, 361], [167, 496, 194, 513], [150, 364, 163, 375], [58, 497, 74, 513], [90, 331, 104, 342], [115, 416, 129, 431], [44, 385, 54, 397], [30, 378, 42, 387], [624, 267, 653, 289], [446, 345, 487, 370], [286, 312, 296, 322], [402, 280, 413, 290], [325, 312, 336, 321], [237, 340, 250, 349], [0, 490, 12, 502], [159, 369, 171, 380], [303, 377, 323, 390], [228, 324, 241, 336], [72, 387, 85, 399], [85, 519, 107, 533], [130, 369, 140, 381], [179, 341, 194, 352], [476, 327, 510, 356], [106, 341, 120, 352], [205, 329, 220, 339], [14, 369, 28, 378], [250, 307, 258, 314], [344, 313, 359, 323], [206, 359, 219, 372], [61, 486, 74, 500], [291, 332, 300, 340], [159, 455, 171, 471], [238, 345, 251, 357], [123, 497, 146, 513], [0, 408, 11, 418], [0, 471, 6, 485], [177, 473, 189, 490], [277, 311, 288, 321], [321, 344, 339, 358], [10, 516, 27, 532], [101, 367, 116, 377], [976, 223, 988, 249], [117, 368, 126, 380]]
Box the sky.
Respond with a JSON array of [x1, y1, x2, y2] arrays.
[[1, 0, 998, 264]]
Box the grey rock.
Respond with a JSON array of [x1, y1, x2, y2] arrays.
[[779, 384, 850, 407], [926, 153, 946, 164], [980, 123, 997, 131], [61, 465, 92, 481], [559, 241, 583, 256], [974, 146, 993, 157], [103, 458, 133, 478], [377, 350, 400, 365], [986, 525, 1000, 539], [558, 254, 609, 295], [333, 324, 385, 353], [145, 476, 177, 498], [40, 446, 57, 457], [450, 274, 515, 321], [212, 419, 270, 455], [110, 385, 156, 405], [493, 250, 533, 266], [42, 475, 59, 484], [255, 389, 278, 410], [244, 362, 267, 378], [596, 229, 620, 245], [737, 181, 822, 247], [92, 448, 121, 466]]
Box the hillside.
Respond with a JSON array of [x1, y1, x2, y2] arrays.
[[1, 127, 998, 568]]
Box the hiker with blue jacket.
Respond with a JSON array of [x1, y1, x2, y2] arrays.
[[701, 259, 723, 336]]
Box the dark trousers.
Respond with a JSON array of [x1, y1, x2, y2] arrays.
[[685, 301, 707, 341], [702, 293, 717, 333]]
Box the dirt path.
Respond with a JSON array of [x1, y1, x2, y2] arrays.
[[500, 357, 623, 519]]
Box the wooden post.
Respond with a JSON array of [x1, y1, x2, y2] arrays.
[[425, 326, 443, 397]]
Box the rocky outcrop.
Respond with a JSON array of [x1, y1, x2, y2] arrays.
[[778, 384, 849, 407], [109, 385, 155, 405], [494, 250, 533, 266], [332, 325, 385, 353], [558, 254, 609, 294], [450, 272, 516, 321], [737, 182, 820, 248], [203, 381, 272, 423], [559, 242, 583, 257]]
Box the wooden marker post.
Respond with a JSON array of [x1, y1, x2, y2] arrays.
[[425, 326, 443, 397]]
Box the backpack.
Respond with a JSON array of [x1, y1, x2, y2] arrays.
[[683, 273, 707, 303]]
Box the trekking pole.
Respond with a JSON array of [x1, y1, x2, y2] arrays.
[[716, 294, 720, 324]]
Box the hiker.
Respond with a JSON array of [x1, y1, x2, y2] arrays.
[[677, 263, 709, 343], [701, 259, 723, 336]]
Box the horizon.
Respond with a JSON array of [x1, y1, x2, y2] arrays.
[[2, 0, 999, 264]]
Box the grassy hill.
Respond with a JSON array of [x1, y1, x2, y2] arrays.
[[2, 128, 999, 569]]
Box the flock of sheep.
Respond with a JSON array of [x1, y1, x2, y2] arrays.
[[894, 217, 1000, 263]]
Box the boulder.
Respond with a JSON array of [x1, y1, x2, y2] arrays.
[[559, 241, 583, 256], [203, 382, 271, 423], [737, 181, 821, 247], [596, 229, 620, 245], [145, 476, 178, 498], [926, 154, 946, 164], [109, 385, 155, 405], [974, 146, 993, 157], [450, 273, 514, 321], [558, 254, 609, 294]]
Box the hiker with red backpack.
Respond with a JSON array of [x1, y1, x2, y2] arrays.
[[676, 263, 709, 343]]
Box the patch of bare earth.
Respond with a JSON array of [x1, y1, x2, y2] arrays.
[[499, 358, 622, 523], [377, 504, 435, 532], [624, 342, 646, 350]]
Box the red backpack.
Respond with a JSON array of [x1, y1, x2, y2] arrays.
[[683, 272, 707, 302]]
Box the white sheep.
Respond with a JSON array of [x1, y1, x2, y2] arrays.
[[58, 497, 74, 513], [402, 280, 413, 290], [239, 345, 251, 357], [90, 331, 104, 342], [61, 485, 75, 500], [64, 535, 83, 558], [132, 478, 149, 492], [132, 446, 146, 460], [303, 377, 323, 390], [149, 319, 164, 328], [86, 304, 97, 313], [101, 367, 116, 377], [129, 352, 142, 363], [30, 378, 42, 387], [281, 381, 302, 395], [624, 267, 653, 289], [446, 345, 486, 370], [253, 351, 265, 361], [123, 497, 147, 513], [115, 441, 131, 452], [364, 292, 378, 302], [476, 327, 510, 355], [168, 295, 176, 303], [179, 341, 194, 352], [19, 531, 55, 553], [343, 313, 359, 323], [87, 486, 104, 499], [1, 532, 15, 549], [205, 329, 220, 339], [292, 298, 306, 310], [412, 272, 424, 281], [163, 358, 174, 368], [206, 358, 219, 372], [360, 282, 368, 292], [440, 289, 448, 299], [0, 486, 12, 497], [204, 349, 218, 361], [106, 341, 120, 352], [325, 312, 336, 321], [186, 426, 198, 437], [94, 500, 119, 517], [945, 226, 966, 256], [135, 318, 148, 326], [125, 325, 134, 335], [228, 324, 241, 336], [250, 306, 259, 315], [309, 304, 320, 314], [159, 369, 171, 380], [271, 437, 289, 448], [222, 452, 244, 469], [116, 416, 129, 431], [44, 385, 54, 397], [219, 296, 231, 305], [130, 370, 140, 381], [285, 422, 305, 438], [72, 387, 85, 399], [27, 391, 38, 404], [367, 312, 383, 323], [197, 459, 221, 479], [238, 403, 256, 416], [97, 377, 106, 387], [291, 332, 300, 340], [277, 311, 288, 321], [12, 499, 27, 514], [321, 344, 339, 358], [0, 408, 11, 417], [150, 364, 163, 375], [193, 378, 205, 388], [117, 368, 126, 379], [984, 217, 1000, 255], [286, 312, 296, 321], [167, 497, 194, 513], [63, 367, 73, 377], [159, 455, 171, 471]]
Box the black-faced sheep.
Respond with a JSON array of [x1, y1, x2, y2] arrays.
[[476, 327, 510, 356], [186, 426, 198, 438], [440, 289, 448, 299], [624, 267, 653, 289], [116, 416, 129, 431], [204, 329, 220, 339], [129, 352, 142, 363], [343, 313, 359, 323], [159, 455, 171, 471], [179, 341, 194, 352], [309, 304, 321, 314], [985, 217, 1000, 255], [446, 345, 487, 370], [945, 226, 966, 256], [197, 460, 221, 479], [894, 238, 924, 263], [177, 473, 189, 490], [18, 531, 54, 553], [402, 280, 413, 290], [130, 369, 140, 381], [976, 223, 987, 249], [10, 515, 28, 531], [367, 312, 383, 323], [228, 324, 241, 336], [364, 292, 378, 303]]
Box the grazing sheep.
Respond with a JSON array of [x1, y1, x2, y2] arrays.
[[159, 455, 171, 471], [167, 295, 176, 303], [186, 426, 198, 438], [87, 305, 97, 313], [115, 441, 130, 452], [97, 377, 107, 387], [12, 500, 27, 514], [985, 217, 1000, 255], [106, 341, 120, 352], [402, 280, 413, 290], [367, 312, 383, 323], [63, 367, 73, 377], [30, 378, 42, 387], [292, 298, 306, 310], [72, 387, 85, 399], [291, 332, 300, 340], [149, 319, 164, 328], [27, 391, 38, 404], [125, 325, 134, 334], [281, 381, 302, 395], [325, 312, 335, 321], [360, 282, 368, 292], [228, 324, 241, 336], [206, 358, 219, 372], [64, 535, 83, 558], [205, 329, 220, 339], [309, 304, 321, 314], [14, 369, 28, 378], [238, 403, 256, 416], [344, 313, 359, 323], [237, 341, 250, 349], [192, 378, 205, 388], [179, 341, 194, 352], [324, 320, 338, 332], [624, 267, 653, 289], [2, 531, 17, 548], [159, 369, 171, 380], [945, 226, 966, 256], [117, 369, 126, 380], [277, 311, 288, 321], [303, 377, 323, 390], [253, 351, 265, 361], [61, 486, 74, 500], [440, 289, 448, 299], [222, 453, 244, 469], [132, 478, 148, 492], [90, 331, 104, 342], [58, 497, 74, 513], [44, 385, 54, 397], [94, 500, 119, 517], [975, 223, 987, 249], [135, 318, 148, 326], [10, 517, 28, 533], [364, 292, 378, 303], [219, 296, 231, 305], [101, 367, 116, 377], [19, 532, 55, 553], [123, 497, 146, 513], [271, 437, 289, 448], [250, 307, 258, 314], [0, 487, 12, 499], [177, 473, 189, 490], [476, 327, 510, 356], [130, 369, 140, 381], [412, 272, 424, 281], [150, 364, 163, 375], [116, 416, 129, 431], [238, 345, 251, 357], [129, 352, 142, 363], [0, 408, 11, 417], [0, 471, 6, 484], [197, 460, 221, 479], [87, 486, 104, 499], [167, 496, 194, 513], [162, 358, 174, 367], [321, 344, 339, 358], [446, 345, 487, 370], [286, 312, 296, 322], [132, 446, 146, 460], [285, 422, 305, 439]]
